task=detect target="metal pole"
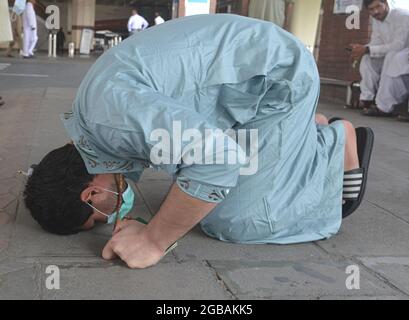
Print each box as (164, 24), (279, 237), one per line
(52, 33), (57, 58)
(48, 33), (53, 57)
(68, 42), (75, 58)
(346, 85), (352, 107)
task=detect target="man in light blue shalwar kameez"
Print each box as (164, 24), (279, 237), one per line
(24, 15), (372, 269)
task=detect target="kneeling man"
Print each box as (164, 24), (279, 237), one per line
(24, 15), (374, 269)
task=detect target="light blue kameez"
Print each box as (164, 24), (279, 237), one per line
(62, 14), (345, 244)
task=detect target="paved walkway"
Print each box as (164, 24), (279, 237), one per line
(0, 54), (408, 299)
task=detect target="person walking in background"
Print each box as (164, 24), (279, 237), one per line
(6, 8), (23, 58)
(57, 27), (66, 56)
(127, 7), (149, 35)
(0, 0), (13, 48)
(248, 0), (295, 31)
(0, 0), (12, 108)
(154, 12), (165, 25)
(22, 0), (38, 58)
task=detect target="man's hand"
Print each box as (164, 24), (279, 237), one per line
(349, 44), (369, 59)
(102, 220), (164, 269)
(102, 183), (218, 269)
(112, 218), (144, 235)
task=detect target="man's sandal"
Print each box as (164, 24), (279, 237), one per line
(362, 107), (395, 117)
(342, 127), (374, 218)
(328, 117), (344, 124)
(323, 119), (374, 218)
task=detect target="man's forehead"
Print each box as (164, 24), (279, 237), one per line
(368, 1), (385, 9)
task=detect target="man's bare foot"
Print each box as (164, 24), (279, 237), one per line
(315, 113), (329, 125)
(342, 120), (360, 172)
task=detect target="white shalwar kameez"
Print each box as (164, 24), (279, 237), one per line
(22, 2), (38, 57)
(360, 8), (409, 112)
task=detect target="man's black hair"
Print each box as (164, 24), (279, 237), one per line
(363, 0), (387, 8)
(24, 144), (94, 235)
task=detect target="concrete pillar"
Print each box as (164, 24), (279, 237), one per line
(67, 0), (72, 34)
(209, 0), (217, 13)
(178, 0), (185, 17)
(71, 0), (95, 49)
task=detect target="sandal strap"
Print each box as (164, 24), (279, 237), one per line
(343, 168), (363, 200)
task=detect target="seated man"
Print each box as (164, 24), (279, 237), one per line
(24, 14), (374, 269)
(350, 0), (409, 116)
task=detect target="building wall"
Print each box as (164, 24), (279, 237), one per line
(95, 5), (132, 20)
(317, 0), (371, 82)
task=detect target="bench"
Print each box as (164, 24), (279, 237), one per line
(320, 78), (360, 108)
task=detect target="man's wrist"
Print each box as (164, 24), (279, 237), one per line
(143, 225), (173, 253)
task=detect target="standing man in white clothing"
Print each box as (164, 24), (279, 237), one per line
(248, 0), (295, 31)
(22, 0), (38, 58)
(0, 0), (13, 45)
(127, 8), (149, 35)
(154, 12), (165, 26)
(350, 0), (409, 116)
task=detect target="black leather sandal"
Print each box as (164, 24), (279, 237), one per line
(342, 127), (375, 219)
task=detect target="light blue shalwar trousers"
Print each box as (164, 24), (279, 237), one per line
(62, 14), (345, 244)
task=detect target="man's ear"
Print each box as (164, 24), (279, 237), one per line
(80, 186), (98, 203)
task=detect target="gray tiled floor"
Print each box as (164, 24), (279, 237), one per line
(0, 54), (408, 299)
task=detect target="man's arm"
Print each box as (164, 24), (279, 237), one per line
(97, 86), (244, 268)
(28, 3), (36, 29)
(349, 44), (370, 59)
(103, 183), (217, 268)
(369, 14), (409, 58)
(145, 183), (217, 251)
(350, 18), (380, 59)
(142, 17), (149, 30)
(367, 19), (383, 47)
(127, 17), (132, 32)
